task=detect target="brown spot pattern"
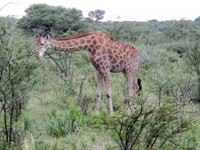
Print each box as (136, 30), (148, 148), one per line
(37, 31), (139, 115)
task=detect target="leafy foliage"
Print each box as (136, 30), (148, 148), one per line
(184, 29), (200, 102)
(88, 9), (105, 22)
(45, 108), (88, 137)
(17, 4), (89, 36)
(0, 17), (38, 148)
(104, 100), (192, 150)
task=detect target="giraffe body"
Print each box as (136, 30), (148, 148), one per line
(36, 31), (141, 115)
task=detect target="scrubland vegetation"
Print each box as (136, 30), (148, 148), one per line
(1, 4), (200, 150)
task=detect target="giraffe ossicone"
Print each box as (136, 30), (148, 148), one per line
(36, 31), (141, 115)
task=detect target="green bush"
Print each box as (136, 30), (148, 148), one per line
(102, 99), (193, 150)
(0, 16), (38, 149)
(45, 108), (88, 137)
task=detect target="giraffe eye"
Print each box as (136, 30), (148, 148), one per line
(41, 43), (44, 46)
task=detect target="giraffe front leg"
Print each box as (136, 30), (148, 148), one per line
(96, 71), (103, 113)
(103, 71), (113, 115)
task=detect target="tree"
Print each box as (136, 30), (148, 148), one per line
(17, 4), (89, 36)
(194, 16), (200, 22)
(88, 9), (105, 22)
(0, 17), (38, 148)
(159, 20), (200, 102)
(185, 30), (200, 102)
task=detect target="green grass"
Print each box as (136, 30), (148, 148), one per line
(24, 88), (115, 149)
(24, 86), (200, 149)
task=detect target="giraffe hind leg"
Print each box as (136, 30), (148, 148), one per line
(96, 71), (103, 113)
(102, 71), (113, 115)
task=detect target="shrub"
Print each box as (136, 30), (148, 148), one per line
(103, 99), (192, 150)
(45, 108), (88, 137)
(0, 16), (38, 148)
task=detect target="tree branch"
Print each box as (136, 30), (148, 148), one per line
(0, 2), (14, 12)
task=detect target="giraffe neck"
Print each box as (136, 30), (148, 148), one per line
(48, 33), (97, 54)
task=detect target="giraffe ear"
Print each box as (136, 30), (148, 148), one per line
(45, 35), (50, 40)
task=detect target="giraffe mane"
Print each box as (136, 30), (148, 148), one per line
(49, 31), (135, 50)
(109, 36), (136, 49)
(51, 31), (101, 41)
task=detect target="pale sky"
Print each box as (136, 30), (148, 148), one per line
(0, 0), (200, 21)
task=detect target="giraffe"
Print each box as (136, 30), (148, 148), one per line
(36, 31), (141, 115)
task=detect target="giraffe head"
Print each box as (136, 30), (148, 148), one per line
(36, 35), (51, 59)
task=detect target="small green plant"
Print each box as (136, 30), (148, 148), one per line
(45, 108), (88, 137)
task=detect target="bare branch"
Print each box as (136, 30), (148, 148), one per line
(0, 2), (14, 12)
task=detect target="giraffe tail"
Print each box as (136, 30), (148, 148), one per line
(136, 78), (142, 93)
